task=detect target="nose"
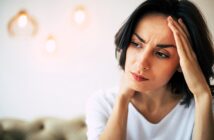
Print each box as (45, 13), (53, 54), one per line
(136, 46), (151, 73)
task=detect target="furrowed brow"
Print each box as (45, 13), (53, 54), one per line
(133, 33), (176, 48)
(133, 33), (145, 43)
(156, 44), (176, 48)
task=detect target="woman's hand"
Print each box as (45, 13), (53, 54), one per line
(167, 16), (211, 97)
(167, 15), (214, 140)
(119, 72), (136, 101)
(99, 72), (136, 140)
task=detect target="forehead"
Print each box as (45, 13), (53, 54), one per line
(134, 14), (175, 44)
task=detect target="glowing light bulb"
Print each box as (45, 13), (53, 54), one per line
(8, 10), (38, 37)
(17, 14), (28, 28)
(45, 35), (57, 53)
(72, 5), (89, 26)
(74, 8), (86, 24)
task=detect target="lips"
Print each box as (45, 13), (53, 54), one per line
(131, 72), (149, 82)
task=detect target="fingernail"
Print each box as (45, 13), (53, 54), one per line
(168, 16), (171, 20)
(178, 18), (183, 23)
(168, 16), (173, 23)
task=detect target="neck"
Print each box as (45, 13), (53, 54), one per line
(131, 86), (183, 112)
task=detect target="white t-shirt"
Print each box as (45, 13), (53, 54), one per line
(86, 87), (214, 140)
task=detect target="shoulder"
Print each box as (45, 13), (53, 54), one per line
(86, 87), (119, 107)
(85, 87), (119, 116)
(88, 87), (119, 103)
(85, 87), (119, 139)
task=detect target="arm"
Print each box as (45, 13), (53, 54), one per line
(168, 16), (214, 140)
(99, 75), (135, 140)
(99, 93), (130, 140)
(193, 92), (214, 140)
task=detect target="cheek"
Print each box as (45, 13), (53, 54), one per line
(162, 52), (180, 73)
(163, 66), (177, 77)
(124, 48), (134, 71)
(155, 60), (179, 80)
(124, 57), (132, 72)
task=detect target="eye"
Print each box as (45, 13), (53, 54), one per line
(130, 41), (141, 48)
(154, 51), (170, 59)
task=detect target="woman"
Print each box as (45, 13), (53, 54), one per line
(86, 0), (214, 140)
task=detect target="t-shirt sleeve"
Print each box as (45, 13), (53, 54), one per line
(85, 90), (113, 140)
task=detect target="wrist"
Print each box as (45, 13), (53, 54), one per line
(194, 91), (212, 105)
(192, 84), (211, 97)
(117, 93), (132, 106)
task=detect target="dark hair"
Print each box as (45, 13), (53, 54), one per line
(115, 0), (214, 107)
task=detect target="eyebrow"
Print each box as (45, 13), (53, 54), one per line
(133, 33), (176, 48)
(157, 44), (176, 48)
(134, 33), (145, 43)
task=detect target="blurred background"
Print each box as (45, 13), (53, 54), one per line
(0, 0), (213, 120)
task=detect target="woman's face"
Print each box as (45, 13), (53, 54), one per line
(125, 14), (180, 93)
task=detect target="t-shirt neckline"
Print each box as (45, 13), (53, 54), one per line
(129, 100), (181, 126)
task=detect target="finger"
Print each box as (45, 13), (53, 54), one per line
(167, 17), (192, 52)
(167, 16), (188, 40)
(176, 18), (197, 59)
(168, 20), (187, 58)
(168, 17), (192, 48)
(167, 17), (193, 50)
(178, 18), (191, 39)
(178, 30), (197, 61)
(168, 17), (196, 59)
(168, 20), (197, 62)
(177, 18), (195, 54)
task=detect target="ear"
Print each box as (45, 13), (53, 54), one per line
(177, 66), (182, 73)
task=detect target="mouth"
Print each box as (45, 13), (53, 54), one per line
(131, 72), (149, 82)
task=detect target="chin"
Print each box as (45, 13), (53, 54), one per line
(130, 83), (151, 93)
